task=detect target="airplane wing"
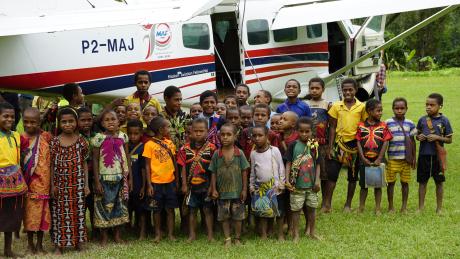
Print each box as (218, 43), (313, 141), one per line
(272, 0), (460, 30)
(0, 0), (227, 37)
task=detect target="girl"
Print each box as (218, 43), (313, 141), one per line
(92, 110), (131, 245)
(249, 125), (285, 240)
(142, 105), (158, 128)
(356, 99), (392, 214)
(216, 103), (227, 117)
(50, 107), (89, 254)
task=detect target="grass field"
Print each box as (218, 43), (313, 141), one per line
(4, 73), (460, 258)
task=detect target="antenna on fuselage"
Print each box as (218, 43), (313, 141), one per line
(85, 0), (95, 8)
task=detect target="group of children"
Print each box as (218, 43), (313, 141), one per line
(0, 70), (453, 257)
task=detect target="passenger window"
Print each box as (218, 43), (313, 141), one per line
(182, 23), (210, 50)
(247, 19), (269, 45)
(274, 27), (297, 42)
(307, 24), (322, 38)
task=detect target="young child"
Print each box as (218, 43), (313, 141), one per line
(0, 103), (27, 258)
(127, 119), (147, 239)
(143, 116), (179, 242)
(239, 105), (253, 129)
(279, 111), (299, 155)
(276, 79), (312, 118)
(142, 105), (158, 127)
(416, 93), (452, 214)
(127, 102), (142, 121)
(200, 90), (225, 147)
(178, 118), (217, 242)
(226, 108), (241, 130)
(305, 78), (331, 211)
(356, 99), (392, 214)
(114, 104), (127, 133)
(50, 107), (89, 254)
(249, 125), (285, 240)
(386, 98), (417, 213)
(270, 113), (282, 133)
(210, 123), (249, 247)
(224, 95), (238, 109)
(190, 103), (203, 119)
(92, 109), (131, 245)
(21, 108), (52, 254)
(62, 83), (85, 109)
(235, 84), (250, 107)
(216, 103), (227, 117)
(285, 117), (320, 242)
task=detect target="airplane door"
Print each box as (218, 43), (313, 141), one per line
(352, 16), (386, 75)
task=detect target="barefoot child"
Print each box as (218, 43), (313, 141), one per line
(142, 105), (158, 127)
(143, 116), (179, 242)
(216, 103), (227, 117)
(385, 98), (417, 213)
(210, 123), (249, 247)
(235, 84), (250, 107)
(21, 108), (52, 254)
(0, 103), (27, 258)
(416, 93), (452, 214)
(270, 113), (282, 133)
(92, 110), (131, 245)
(356, 99), (392, 214)
(276, 79), (312, 118)
(224, 95), (238, 109)
(178, 118), (217, 242)
(127, 119), (147, 239)
(285, 117), (320, 242)
(114, 104), (127, 133)
(279, 111), (299, 154)
(50, 107), (89, 254)
(249, 125), (285, 240)
(190, 103), (203, 120)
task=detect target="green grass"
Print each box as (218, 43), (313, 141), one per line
(5, 74), (460, 258)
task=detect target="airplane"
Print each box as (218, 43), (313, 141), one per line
(0, 0), (459, 106)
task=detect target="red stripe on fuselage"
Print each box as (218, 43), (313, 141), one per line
(245, 62), (327, 75)
(245, 42), (328, 58)
(0, 55), (214, 90)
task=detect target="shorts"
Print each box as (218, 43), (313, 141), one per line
(386, 159), (411, 183)
(146, 182), (178, 212)
(327, 158), (359, 182)
(187, 192), (213, 209)
(318, 145), (328, 180)
(217, 199), (245, 221)
(417, 155), (445, 183)
(276, 192), (288, 217)
(290, 189), (318, 211)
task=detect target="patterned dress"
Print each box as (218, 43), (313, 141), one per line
(50, 136), (88, 248)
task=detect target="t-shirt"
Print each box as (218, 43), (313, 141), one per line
(142, 138), (176, 184)
(307, 99), (330, 145)
(209, 147), (250, 200)
(0, 131), (20, 168)
(249, 146), (285, 193)
(91, 132), (129, 181)
(129, 142), (145, 195)
(416, 115), (453, 155)
(177, 142), (216, 192)
(239, 127), (281, 160)
(276, 98), (312, 118)
(356, 120), (392, 160)
(386, 118), (417, 160)
(124, 92), (163, 113)
(328, 98), (367, 143)
(285, 140), (319, 189)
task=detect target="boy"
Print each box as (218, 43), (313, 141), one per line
(270, 113), (282, 133)
(306, 77), (331, 211)
(21, 108), (52, 254)
(143, 116), (179, 242)
(199, 90), (225, 147)
(124, 70), (162, 113)
(178, 118), (217, 242)
(142, 105), (158, 126)
(324, 78), (367, 213)
(190, 103), (203, 119)
(216, 103), (227, 117)
(127, 119), (147, 239)
(285, 117), (320, 242)
(279, 111), (299, 155)
(235, 84), (250, 107)
(239, 105), (253, 129)
(161, 85), (190, 150)
(386, 98), (417, 213)
(210, 123), (249, 247)
(114, 104), (127, 131)
(416, 93), (452, 214)
(62, 82), (85, 109)
(226, 108), (241, 130)
(276, 79), (312, 118)
(224, 95), (238, 109)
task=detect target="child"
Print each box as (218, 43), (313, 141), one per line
(216, 103), (227, 117)
(226, 108), (241, 130)
(239, 105), (253, 129)
(224, 95), (238, 109)
(127, 102), (142, 121)
(385, 98), (417, 213)
(50, 107), (89, 254)
(143, 116), (179, 242)
(142, 105), (158, 127)
(210, 123), (249, 247)
(305, 78), (331, 211)
(235, 84), (250, 107)
(0, 102), (27, 258)
(249, 125), (285, 240)
(190, 103), (203, 119)
(356, 99), (392, 214)
(285, 117), (320, 242)
(92, 109), (131, 245)
(127, 119), (147, 239)
(62, 83), (85, 109)
(279, 111), (299, 155)
(270, 113), (282, 133)
(178, 118), (217, 242)
(276, 79), (312, 118)
(199, 90), (225, 147)
(416, 93), (452, 214)
(21, 108), (52, 254)
(115, 104), (127, 133)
